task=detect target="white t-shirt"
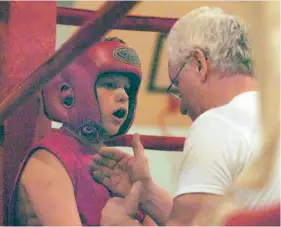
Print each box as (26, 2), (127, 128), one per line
(175, 91), (280, 208)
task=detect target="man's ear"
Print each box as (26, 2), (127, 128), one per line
(192, 49), (208, 83)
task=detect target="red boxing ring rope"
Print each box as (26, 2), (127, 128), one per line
(105, 134), (185, 152)
(57, 6), (177, 33)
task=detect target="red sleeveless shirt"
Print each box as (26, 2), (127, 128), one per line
(8, 128), (144, 225)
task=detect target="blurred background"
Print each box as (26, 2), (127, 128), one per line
(55, 1), (280, 194)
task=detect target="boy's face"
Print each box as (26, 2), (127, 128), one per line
(96, 73), (131, 136)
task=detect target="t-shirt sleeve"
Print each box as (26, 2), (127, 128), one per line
(174, 113), (247, 197)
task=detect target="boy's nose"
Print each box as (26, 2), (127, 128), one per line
(115, 88), (129, 103)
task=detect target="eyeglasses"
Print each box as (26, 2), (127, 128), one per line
(166, 56), (191, 100)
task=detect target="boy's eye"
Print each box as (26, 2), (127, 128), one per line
(104, 82), (116, 89)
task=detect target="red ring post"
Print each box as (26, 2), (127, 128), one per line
(0, 1), (140, 124)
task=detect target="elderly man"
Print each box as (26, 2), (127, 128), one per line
(90, 7), (280, 226)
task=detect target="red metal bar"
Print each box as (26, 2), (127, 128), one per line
(57, 6), (177, 33)
(105, 134), (185, 152)
(0, 1), (140, 124)
(51, 129), (184, 151)
(52, 128), (184, 151)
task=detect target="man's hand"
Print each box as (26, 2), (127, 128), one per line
(100, 181), (144, 226)
(90, 134), (152, 197)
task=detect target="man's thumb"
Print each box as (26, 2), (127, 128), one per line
(125, 181), (144, 211)
(132, 133), (144, 159)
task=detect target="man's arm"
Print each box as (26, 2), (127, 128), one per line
(139, 180), (173, 226)
(167, 193), (222, 226)
(21, 149), (82, 226)
(139, 180), (222, 226)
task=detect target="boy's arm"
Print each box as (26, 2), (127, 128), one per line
(21, 149), (83, 226)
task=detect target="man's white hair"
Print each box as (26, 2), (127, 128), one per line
(167, 7), (252, 74)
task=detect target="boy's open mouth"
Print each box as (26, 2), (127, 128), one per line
(112, 108), (127, 119)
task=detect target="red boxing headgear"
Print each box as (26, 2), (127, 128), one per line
(42, 38), (142, 137)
